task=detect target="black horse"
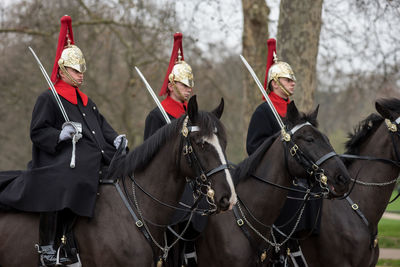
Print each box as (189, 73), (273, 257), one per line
(0, 96), (237, 267)
(196, 102), (350, 267)
(298, 98), (400, 267)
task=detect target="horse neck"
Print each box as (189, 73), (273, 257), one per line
(348, 122), (400, 226)
(237, 139), (291, 225)
(131, 137), (187, 227)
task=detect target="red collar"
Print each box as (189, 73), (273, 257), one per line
(269, 91), (290, 117)
(51, 80), (88, 106)
(161, 96), (187, 118)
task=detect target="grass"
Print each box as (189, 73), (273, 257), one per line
(378, 218), (400, 248)
(378, 190), (400, 249)
(386, 190), (400, 213)
(377, 259), (400, 266)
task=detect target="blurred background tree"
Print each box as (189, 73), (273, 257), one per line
(0, 0), (399, 170)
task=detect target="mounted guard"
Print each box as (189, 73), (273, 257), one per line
(143, 32), (208, 267)
(0, 15), (127, 266)
(245, 38), (324, 266)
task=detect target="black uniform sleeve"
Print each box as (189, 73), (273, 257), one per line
(92, 103), (118, 146)
(246, 103), (280, 155)
(30, 92), (62, 155)
(144, 108), (167, 141)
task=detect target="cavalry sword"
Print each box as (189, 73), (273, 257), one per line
(239, 54), (285, 130)
(29, 46), (82, 168)
(29, 46), (69, 122)
(134, 66), (171, 124)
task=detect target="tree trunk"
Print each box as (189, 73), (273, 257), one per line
(241, 0), (270, 150)
(277, 0), (323, 112)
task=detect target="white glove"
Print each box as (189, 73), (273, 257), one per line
(59, 124), (77, 142)
(113, 134), (128, 149)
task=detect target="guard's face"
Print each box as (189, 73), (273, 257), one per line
(272, 77), (296, 98)
(60, 67), (84, 87)
(169, 81), (193, 102)
(279, 77), (295, 95)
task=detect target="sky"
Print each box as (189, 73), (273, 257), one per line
(2, 0), (399, 76)
(170, 0), (399, 77)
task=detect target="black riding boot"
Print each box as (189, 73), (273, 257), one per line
(37, 211), (75, 266)
(58, 209), (79, 264)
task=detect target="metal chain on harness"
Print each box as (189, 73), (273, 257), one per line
(350, 177), (399, 186)
(132, 181), (194, 260)
(236, 189), (309, 253)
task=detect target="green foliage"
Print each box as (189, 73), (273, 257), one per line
(386, 191), (400, 213)
(378, 218), (400, 248)
(377, 259), (400, 266)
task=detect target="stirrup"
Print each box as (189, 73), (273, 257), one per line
(184, 250), (197, 266)
(36, 244), (69, 266)
(288, 246), (308, 267)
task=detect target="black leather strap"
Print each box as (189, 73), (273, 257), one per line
(206, 164), (230, 177)
(232, 205), (265, 256)
(113, 181), (151, 241)
(315, 151), (337, 166)
(340, 154), (400, 167)
(345, 196), (369, 227)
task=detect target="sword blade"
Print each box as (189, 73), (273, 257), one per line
(134, 66), (171, 124)
(28, 46), (69, 122)
(239, 54), (285, 129)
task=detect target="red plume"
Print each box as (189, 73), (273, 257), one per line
(263, 38), (276, 89)
(50, 15), (75, 84)
(159, 32), (184, 96)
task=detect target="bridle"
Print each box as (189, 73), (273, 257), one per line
(179, 115), (231, 215)
(281, 121), (338, 195)
(233, 121), (343, 260)
(103, 115), (232, 264)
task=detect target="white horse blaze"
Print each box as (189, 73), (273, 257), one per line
(204, 134), (237, 209)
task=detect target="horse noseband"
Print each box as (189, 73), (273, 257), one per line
(180, 116), (230, 214)
(282, 122), (337, 193)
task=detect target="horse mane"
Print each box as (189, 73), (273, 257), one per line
(123, 117), (182, 175)
(233, 132), (279, 185)
(234, 108), (317, 183)
(344, 113), (383, 157)
(376, 97), (400, 116)
(123, 111), (226, 175)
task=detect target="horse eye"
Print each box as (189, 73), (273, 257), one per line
(305, 136), (314, 142)
(195, 140), (205, 148)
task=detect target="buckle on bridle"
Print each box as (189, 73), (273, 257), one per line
(290, 144), (299, 156)
(183, 145), (193, 155)
(385, 119), (398, 132)
(135, 220), (144, 227)
(312, 163), (319, 171)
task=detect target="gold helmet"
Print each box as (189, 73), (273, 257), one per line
(51, 15), (86, 86)
(160, 33), (194, 96)
(264, 38), (296, 95)
(58, 45), (86, 74)
(168, 57), (194, 88)
(267, 59), (296, 87)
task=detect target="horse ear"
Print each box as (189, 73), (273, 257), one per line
(187, 95), (198, 122)
(375, 100), (391, 119)
(309, 104), (320, 124)
(286, 101), (300, 123)
(212, 98), (224, 119)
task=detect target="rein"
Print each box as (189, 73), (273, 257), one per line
(232, 121), (342, 261)
(108, 116), (231, 263)
(281, 122), (333, 194)
(335, 116), (400, 249)
(339, 116), (400, 197)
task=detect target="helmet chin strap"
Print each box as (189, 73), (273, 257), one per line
(59, 65), (81, 87)
(171, 80), (189, 102)
(273, 77), (292, 97)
